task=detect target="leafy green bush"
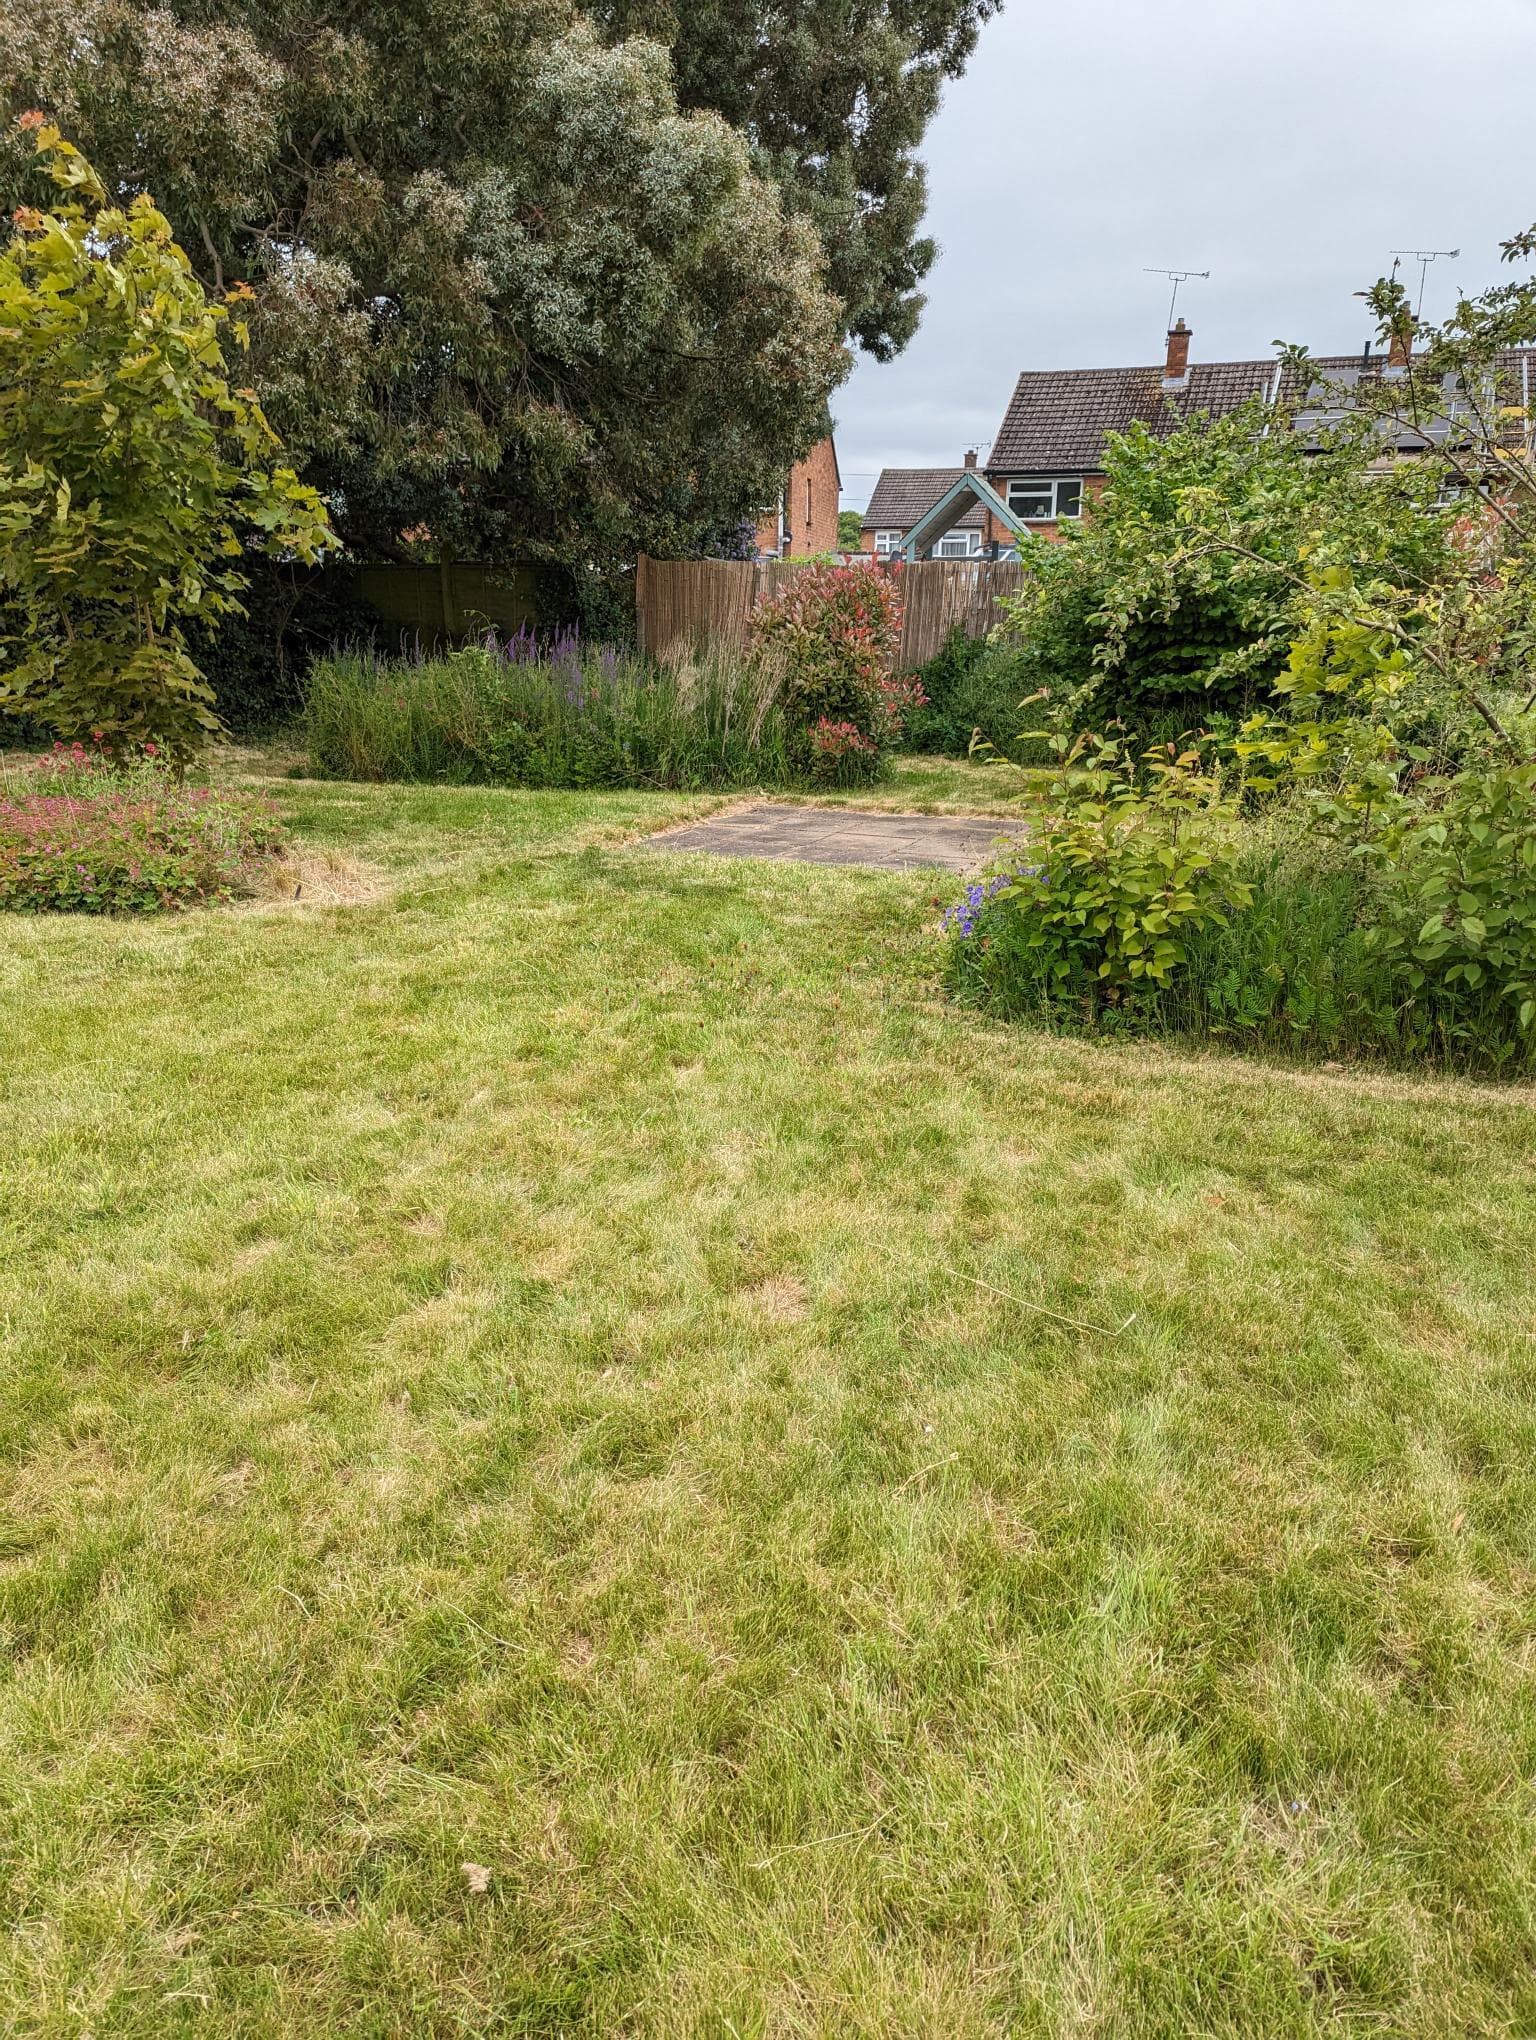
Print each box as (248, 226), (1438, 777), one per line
(303, 640), (792, 790)
(950, 793), (1536, 1071)
(947, 732), (1251, 1022)
(0, 740), (285, 913)
(1371, 761), (1536, 1054)
(999, 404), (1458, 735)
(0, 119), (333, 762)
(901, 627), (1040, 761)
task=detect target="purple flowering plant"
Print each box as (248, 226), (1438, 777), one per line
(943, 867), (1044, 939)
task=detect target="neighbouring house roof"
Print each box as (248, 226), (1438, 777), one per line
(988, 350), (1536, 474)
(862, 467), (987, 531)
(901, 472), (1023, 561)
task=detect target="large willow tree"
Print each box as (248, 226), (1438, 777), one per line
(1, 3), (867, 563)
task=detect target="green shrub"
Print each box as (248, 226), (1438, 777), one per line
(0, 120), (333, 762)
(997, 404), (1458, 736)
(947, 733), (1251, 1023)
(0, 740), (285, 913)
(902, 628), (1040, 761)
(1371, 761), (1536, 1058)
(303, 641), (792, 790)
(949, 798), (1536, 1072)
(184, 566), (389, 738)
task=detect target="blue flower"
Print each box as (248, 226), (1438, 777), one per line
(942, 866), (1044, 938)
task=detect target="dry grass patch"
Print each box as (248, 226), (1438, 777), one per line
(247, 845), (391, 908)
(746, 1272), (810, 1322)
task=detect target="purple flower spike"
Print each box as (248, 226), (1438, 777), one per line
(942, 866), (1043, 939)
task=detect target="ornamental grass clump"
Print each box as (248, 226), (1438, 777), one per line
(302, 639), (792, 790)
(0, 740), (284, 913)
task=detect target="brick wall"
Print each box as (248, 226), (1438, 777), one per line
(784, 437), (841, 556)
(756, 437), (842, 558)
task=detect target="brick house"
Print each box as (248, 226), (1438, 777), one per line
(862, 319), (1536, 558)
(858, 453), (992, 559)
(755, 435), (842, 558)
(979, 321), (1293, 545)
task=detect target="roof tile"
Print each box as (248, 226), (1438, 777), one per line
(862, 467), (986, 531)
(986, 349), (1536, 472)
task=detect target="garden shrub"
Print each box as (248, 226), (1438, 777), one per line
(903, 627), (1040, 762)
(948, 779), (1536, 1071)
(999, 404), (1459, 737)
(749, 562), (917, 780)
(1369, 760), (1536, 1059)
(946, 732), (1251, 1024)
(0, 740), (285, 913)
(0, 119), (333, 761)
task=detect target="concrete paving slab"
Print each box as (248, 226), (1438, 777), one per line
(641, 803), (1024, 873)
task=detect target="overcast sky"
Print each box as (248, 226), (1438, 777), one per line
(836, 0), (1536, 511)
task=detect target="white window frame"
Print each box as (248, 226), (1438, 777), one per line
(1006, 477), (1084, 521)
(873, 529), (903, 556)
(934, 529), (983, 559)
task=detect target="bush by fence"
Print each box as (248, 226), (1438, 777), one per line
(902, 627), (1043, 762)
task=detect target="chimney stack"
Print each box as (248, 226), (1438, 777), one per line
(1164, 318), (1192, 385)
(1388, 322), (1413, 369)
(964, 447), (978, 468)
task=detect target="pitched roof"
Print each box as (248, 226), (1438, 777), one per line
(988, 350), (1536, 474)
(862, 467), (986, 531)
(902, 471), (1022, 559)
(988, 361), (1281, 472)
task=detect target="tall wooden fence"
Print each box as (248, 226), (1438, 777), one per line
(635, 556), (1025, 671)
(343, 562), (542, 644)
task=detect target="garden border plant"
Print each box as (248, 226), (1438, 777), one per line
(946, 239), (1536, 1073)
(0, 738), (286, 914)
(302, 637), (796, 792)
(748, 560), (922, 782)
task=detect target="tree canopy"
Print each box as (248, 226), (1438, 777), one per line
(1, 2), (867, 563)
(591, 0), (1001, 359)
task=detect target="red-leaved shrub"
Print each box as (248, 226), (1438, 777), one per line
(750, 563), (922, 780)
(0, 741), (285, 913)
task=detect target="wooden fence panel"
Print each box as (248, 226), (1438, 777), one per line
(636, 556), (1025, 671)
(344, 563), (541, 645)
(897, 559), (1025, 668)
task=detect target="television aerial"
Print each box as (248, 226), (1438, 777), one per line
(1390, 248), (1460, 319)
(1144, 267), (1210, 330)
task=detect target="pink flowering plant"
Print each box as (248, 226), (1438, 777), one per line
(0, 739), (285, 913)
(750, 563), (921, 781)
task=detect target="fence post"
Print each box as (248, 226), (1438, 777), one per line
(438, 553), (457, 640)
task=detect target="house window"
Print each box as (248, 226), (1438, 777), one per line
(1007, 478), (1084, 521)
(874, 530), (902, 556)
(934, 530), (983, 558)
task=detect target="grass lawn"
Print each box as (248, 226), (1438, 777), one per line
(3, 754), (1536, 2034)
